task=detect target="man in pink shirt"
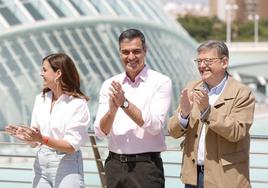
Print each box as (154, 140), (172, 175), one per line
(94, 29), (172, 188)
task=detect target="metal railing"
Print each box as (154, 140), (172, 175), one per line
(0, 130), (268, 187)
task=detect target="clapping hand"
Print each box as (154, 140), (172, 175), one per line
(5, 125), (27, 141)
(179, 88), (194, 118)
(109, 81), (125, 109)
(5, 125), (43, 144)
(192, 88), (209, 113)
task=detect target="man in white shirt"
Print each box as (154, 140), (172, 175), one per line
(94, 28), (172, 188)
(168, 40), (255, 188)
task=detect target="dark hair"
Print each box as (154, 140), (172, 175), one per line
(118, 28), (146, 50)
(197, 40), (229, 58)
(42, 53), (89, 101)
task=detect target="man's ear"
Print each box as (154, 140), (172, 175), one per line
(221, 57), (229, 69)
(143, 46), (147, 54)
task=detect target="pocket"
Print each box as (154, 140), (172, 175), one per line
(152, 157), (164, 176)
(105, 154), (112, 165)
(220, 150), (248, 166)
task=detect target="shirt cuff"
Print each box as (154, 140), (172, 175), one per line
(94, 124), (108, 140)
(178, 112), (189, 129)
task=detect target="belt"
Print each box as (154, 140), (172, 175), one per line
(109, 151), (161, 163)
(197, 165), (204, 173)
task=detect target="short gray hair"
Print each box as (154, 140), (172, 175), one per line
(197, 40), (229, 58)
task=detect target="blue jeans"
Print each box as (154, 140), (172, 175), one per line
(32, 147), (85, 188)
(185, 165), (204, 188)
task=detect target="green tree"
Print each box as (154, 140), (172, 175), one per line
(177, 15), (268, 42)
(177, 15), (225, 42)
(259, 20), (268, 41)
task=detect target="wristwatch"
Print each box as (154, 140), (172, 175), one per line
(120, 98), (129, 109)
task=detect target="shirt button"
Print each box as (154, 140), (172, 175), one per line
(192, 159), (195, 163)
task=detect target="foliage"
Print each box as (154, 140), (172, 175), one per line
(177, 15), (268, 42)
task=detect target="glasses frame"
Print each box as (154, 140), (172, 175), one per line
(194, 57), (224, 66)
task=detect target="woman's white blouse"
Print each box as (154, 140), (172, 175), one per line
(31, 91), (90, 151)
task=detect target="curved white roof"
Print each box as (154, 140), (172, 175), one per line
(0, 0), (199, 132)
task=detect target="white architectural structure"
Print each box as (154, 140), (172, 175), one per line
(0, 0), (199, 134)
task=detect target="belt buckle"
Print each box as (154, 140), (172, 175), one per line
(119, 155), (128, 162)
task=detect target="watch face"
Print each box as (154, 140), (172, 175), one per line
(122, 99), (129, 108)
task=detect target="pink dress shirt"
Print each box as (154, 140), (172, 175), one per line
(94, 66), (172, 154)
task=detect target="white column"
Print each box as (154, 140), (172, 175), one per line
(225, 4), (238, 43)
(254, 14), (259, 43)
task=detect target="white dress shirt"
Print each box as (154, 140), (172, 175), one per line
(94, 66), (172, 154)
(31, 91), (90, 151)
(179, 75), (228, 165)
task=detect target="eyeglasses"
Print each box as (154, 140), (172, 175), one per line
(194, 57), (224, 66)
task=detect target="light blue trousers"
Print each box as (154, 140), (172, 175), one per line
(32, 147), (85, 188)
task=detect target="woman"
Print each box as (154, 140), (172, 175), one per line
(5, 53), (90, 188)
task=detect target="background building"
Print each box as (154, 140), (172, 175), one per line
(164, 0), (209, 18)
(209, 0), (268, 22)
(0, 0), (199, 140)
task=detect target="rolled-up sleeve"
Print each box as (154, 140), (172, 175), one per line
(142, 79), (172, 135)
(94, 82), (110, 139)
(30, 95), (39, 128)
(64, 102), (90, 151)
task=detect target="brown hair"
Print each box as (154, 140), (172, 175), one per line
(42, 53), (89, 101)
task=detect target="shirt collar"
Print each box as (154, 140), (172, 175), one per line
(123, 65), (149, 84)
(204, 73), (228, 95)
(45, 91), (69, 102)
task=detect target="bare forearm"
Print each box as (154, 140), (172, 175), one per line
(100, 110), (117, 135)
(123, 102), (144, 127)
(41, 136), (75, 154)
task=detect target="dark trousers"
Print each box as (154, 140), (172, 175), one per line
(185, 165), (204, 188)
(105, 151), (165, 188)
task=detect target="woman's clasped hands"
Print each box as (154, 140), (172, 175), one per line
(5, 125), (43, 145)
